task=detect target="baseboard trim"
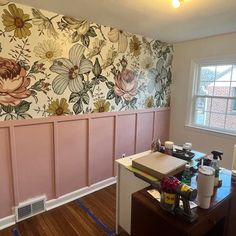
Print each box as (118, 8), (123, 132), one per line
(0, 177), (116, 230)
(46, 177), (117, 210)
(0, 215), (15, 230)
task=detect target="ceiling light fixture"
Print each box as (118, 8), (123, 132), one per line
(172, 0), (184, 8)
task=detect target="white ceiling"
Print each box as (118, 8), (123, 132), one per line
(13, 0), (236, 43)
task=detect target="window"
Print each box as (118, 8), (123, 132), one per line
(233, 88), (236, 111)
(189, 59), (236, 135)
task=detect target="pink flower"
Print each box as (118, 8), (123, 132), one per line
(0, 57), (31, 105)
(114, 69), (138, 101)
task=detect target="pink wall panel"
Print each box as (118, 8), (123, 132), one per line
(57, 120), (88, 196)
(89, 117), (114, 184)
(0, 108), (170, 221)
(136, 112), (154, 153)
(0, 128), (14, 218)
(116, 114), (136, 158)
(154, 110), (170, 143)
(14, 124), (54, 203)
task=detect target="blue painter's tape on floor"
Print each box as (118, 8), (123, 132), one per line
(76, 199), (116, 236)
(12, 228), (20, 236)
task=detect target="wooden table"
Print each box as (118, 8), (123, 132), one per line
(131, 169), (236, 236)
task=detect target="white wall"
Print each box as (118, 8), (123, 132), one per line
(170, 33), (236, 169)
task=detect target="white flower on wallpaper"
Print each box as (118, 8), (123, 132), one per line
(34, 40), (63, 62)
(50, 43), (93, 95)
(0, 2), (173, 121)
(107, 28), (131, 53)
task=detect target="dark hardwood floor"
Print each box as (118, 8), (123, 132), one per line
(0, 184), (128, 236)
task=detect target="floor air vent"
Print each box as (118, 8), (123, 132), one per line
(15, 196), (46, 222)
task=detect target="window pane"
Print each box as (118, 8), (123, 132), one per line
(216, 65), (232, 81)
(200, 66), (216, 82)
(232, 65), (236, 81)
(213, 82), (230, 96)
(209, 113), (225, 129)
(198, 82), (213, 95)
(195, 97), (211, 112)
(191, 62), (236, 134)
(230, 83), (236, 97)
(225, 114), (236, 131)
(211, 98), (227, 113)
(194, 110), (210, 126)
(227, 99), (236, 113)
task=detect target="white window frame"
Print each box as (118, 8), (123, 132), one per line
(187, 55), (236, 136)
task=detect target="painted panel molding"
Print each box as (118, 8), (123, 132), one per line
(0, 107), (169, 223)
(0, 2), (172, 121)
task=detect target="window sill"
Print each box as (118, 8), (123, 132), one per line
(185, 124), (236, 138)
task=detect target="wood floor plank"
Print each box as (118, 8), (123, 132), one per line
(0, 184), (128, 236)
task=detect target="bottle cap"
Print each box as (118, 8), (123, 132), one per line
(183, 142), (192, 150)
(165, 141), (174, 149)
(198, 166), (215, 176)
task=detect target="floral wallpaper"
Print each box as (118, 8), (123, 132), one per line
(0, 1), (173, 121)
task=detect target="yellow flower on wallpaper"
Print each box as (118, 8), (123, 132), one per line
(129, 35), (141, 57)
(2, 3), (32, 39)
(47, 98), (70, 116)
(93, 99), (110, 113)
(145, 96), (154, 108)
(141, 56), (153, 70)
(34, 40), (63, 62)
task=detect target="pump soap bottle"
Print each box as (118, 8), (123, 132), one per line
(211, 150), (223, 187)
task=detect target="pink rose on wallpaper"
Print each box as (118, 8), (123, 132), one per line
(0, 57), (31, 105)
(114, 69), (138, 101)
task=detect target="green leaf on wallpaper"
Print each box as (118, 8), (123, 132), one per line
(2, 105), (13, 113)
(69, 92), (80, 103)
(82, 93), (89, 105)
(4, 114), (16, 121)
(99, 75), (107, 82)
(115, 95), (121, 105)
(73, 99), (83, 114)
(14, 101), (31, 114)
(71, 31), (81, 43)
(87, 27), (97, 37)
(81, 35), (90, 47)
(130, 97), (137, 107)
(156, 58), (164, 73)
(105, 81), (114, 89)
(17, 114), (32, 119)
(107, 90), (115, 100)
(163, 53), (167, 60)
(167, 69), (172, 83)
(30, 90), (38, 103)
(93, 58), (102, 77)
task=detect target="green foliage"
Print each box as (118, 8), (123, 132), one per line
(0, 101), (32, 120)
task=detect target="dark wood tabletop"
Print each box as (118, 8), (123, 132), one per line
(131, 169), (236, 236)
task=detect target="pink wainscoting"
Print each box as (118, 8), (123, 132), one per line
(14, 124), (55, 202)
(116, 114), (136, 158)
(89, 117), (114, 185)
(0, 128), (14, 218)
(0, 107), (169, 219)
(57, 120), (88, 196)
(154, 109), (170, 143)
(136, 112), (154, 153)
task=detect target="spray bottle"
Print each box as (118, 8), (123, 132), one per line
(211, 150), (223, 187)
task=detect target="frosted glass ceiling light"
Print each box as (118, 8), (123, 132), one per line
(172, 0), (182, 8)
